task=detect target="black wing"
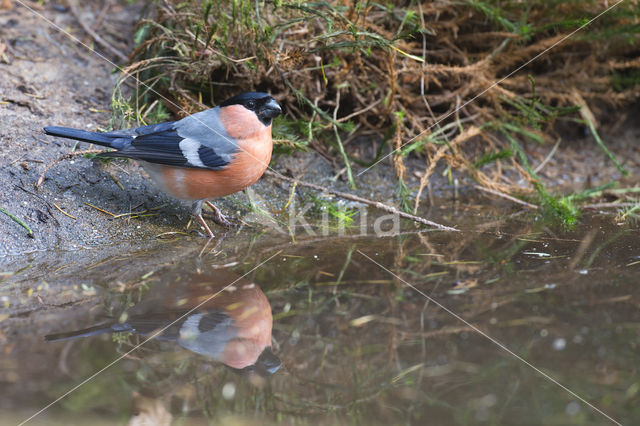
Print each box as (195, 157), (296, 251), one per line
(127, 310), (231, 341)
(98, 128), (230, 170)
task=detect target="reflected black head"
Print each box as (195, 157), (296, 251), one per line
(226, 347), (282, 376)
(220, 92), (282, 126)
(255, 346), (282, 374)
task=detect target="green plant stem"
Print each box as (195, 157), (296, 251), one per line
(584, 118), (629, 176)
(0, 206), (33, 237)
(332, 87), (355, 189)
(333, 120), (356, 189)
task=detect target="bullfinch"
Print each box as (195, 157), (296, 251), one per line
(43, 92), (282, 237)
(45, 269), (281, 375)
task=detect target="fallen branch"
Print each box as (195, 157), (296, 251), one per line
(36, 149), (104, 188)
(473, 184), (539, 209)
(265, 170), (458, 232)
(583, 202), (638, 210)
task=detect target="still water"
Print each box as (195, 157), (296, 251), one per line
(1, 210), (639, 425)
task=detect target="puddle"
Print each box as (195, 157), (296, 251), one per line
(1, 211), (639, 425)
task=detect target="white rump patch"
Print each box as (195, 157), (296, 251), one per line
(179, 138), (206, 167)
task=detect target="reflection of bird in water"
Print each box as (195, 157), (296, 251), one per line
(45, 269), (281, 375)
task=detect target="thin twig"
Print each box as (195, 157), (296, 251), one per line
(533, 138), (561, 174)
(336, 98), (382, 123)
(53, 203), (77, 220)
(265, 170), (458, 231)
(67, 0), (127, 61)
(583, 202), (639, 210)
(84, 202), (115, 217)
(14, 184), (60, 225)
(109, 172), (125, 190)
(474, 184), (539, 209)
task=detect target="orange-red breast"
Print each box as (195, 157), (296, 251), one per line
(45, 269), (280, 375)
(44, 92), (282, 237)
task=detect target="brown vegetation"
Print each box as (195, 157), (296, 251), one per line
(121, 0), (639, 219)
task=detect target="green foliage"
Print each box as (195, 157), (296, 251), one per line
(618, 202), (640, 224)
(498, 125), (578, 226)
(486, 74), (632, 226)
(82, 152), (118, 164)
(467, 0), (519, 34)
(109, 0), (640, 223)
(500, 76), (580, 132)
(308, 194), (358, 226)
(469, 0), (640, 43)
(536, 182), (579, 227)
(474, 148), (513, 168)
(272, 117), (312, 154)
(144, 101), (171, 124)
(563, 182), (618, 203)
(611, 69), (640, 92)
(110, 80), (137, 129)
(397, 178), (412, 213)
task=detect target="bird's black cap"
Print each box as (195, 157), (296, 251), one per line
(255, 346), (282, 374)
(220, 92), (272, 107)
(220, 92), (282, 126)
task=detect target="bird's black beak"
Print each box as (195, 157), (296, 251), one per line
(259, 98), (282, 121)
(256, 346), (282, 374)
(225, 346), (281, 376)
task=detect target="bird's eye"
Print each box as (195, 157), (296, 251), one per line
(246, 100), (256, 109)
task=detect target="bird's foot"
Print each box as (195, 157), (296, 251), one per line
(204, 201), (236, 228)
(190, 200), (215, 238)
(196, 214), (215, 238)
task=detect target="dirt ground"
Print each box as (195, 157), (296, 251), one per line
(0, 2), (160, 256)
(1, 2), (639, 259)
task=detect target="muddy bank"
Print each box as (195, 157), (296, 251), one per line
(0, 3), (441, 258)
(0, 3), (145, 255)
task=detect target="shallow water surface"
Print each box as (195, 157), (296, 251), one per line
(1, 212), (639, 425)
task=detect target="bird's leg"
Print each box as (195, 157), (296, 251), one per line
(204, 201), (234, 228)
(191, 200), (214, 238)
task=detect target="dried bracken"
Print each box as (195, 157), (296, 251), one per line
(121, 0), (640, 220)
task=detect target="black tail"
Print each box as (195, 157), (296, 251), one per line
(45, 322), (132, 342)
(44, 126), (129, 149)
